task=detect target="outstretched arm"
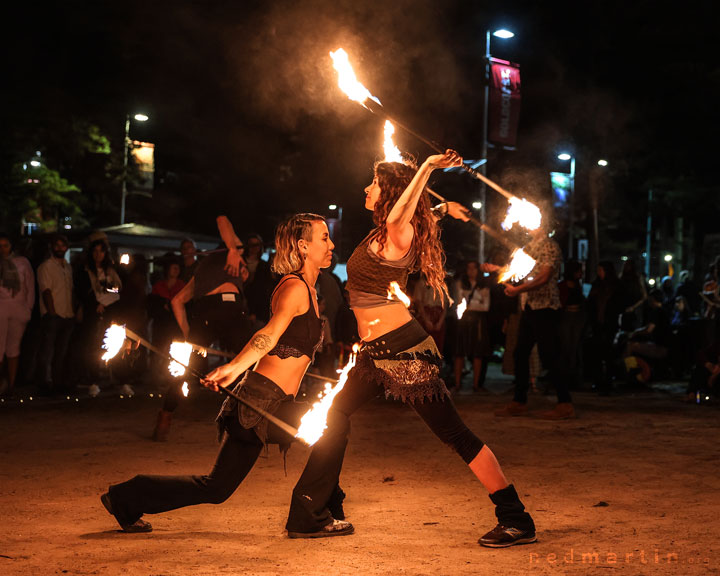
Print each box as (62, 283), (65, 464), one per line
(203, 279), (306, 389)
(386, 150), (463, 254)
(171, 278), (195, 339)
(216, 215), (246, 277)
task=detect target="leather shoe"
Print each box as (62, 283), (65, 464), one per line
(535, 402), (575, 420)
(494, 401), (528, 417)
(287, 518), (354, 539)
(101, 492), (153, 533)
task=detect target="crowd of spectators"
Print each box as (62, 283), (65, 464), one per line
(1, 224), (718, 407)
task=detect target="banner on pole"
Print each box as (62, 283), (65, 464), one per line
(488, 58), (521, 147)
(550, 171), (572, 208)
(130, 140), (155, 191)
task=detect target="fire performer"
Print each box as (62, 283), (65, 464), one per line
(493, 217), (575, 419)
(151, 216), (253, 441)
(284, 151), (537, 547)
(101, 214), (352, 537)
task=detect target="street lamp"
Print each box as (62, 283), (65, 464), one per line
(557, 153), (576, 256)
(120, 113), (149, 225)
(480, 28), (515, 263)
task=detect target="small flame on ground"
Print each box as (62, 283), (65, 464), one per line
(498, 249), (536, 283)
(501, 197), (542, 231)
(330, 48), (381, 108)
(120, 253), (130, 265)
(181, 382), (189, 397)
(102, 324), (127, 362)
(296, 353), (357, 446)
(387, 281), (411, 307)
(456, 298), (468, 319)
(169, 341), (193, 377)
(383, 121), (403, 163)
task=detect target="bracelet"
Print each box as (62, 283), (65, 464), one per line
(431, 202), (448, 219)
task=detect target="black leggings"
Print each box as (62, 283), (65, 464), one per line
(285, 360), (485, 532)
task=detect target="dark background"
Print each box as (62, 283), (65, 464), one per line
(3, 0), (718, 270)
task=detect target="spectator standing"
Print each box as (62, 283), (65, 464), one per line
(557, 260), (586, 388)
(76, 239), (122, 396)
(620, 259), (647, 331)
(179, 238), (198, 283)
(674, 270), (701, 317)
(243, 234), (274, 327)
(36, 235), (75, 395)
(0, 233), (34, 396)
(149, 254), (185, 356)
(453, 260), (491, 392)
(413, 274), (448, 353)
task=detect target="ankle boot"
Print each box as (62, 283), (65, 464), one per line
(489, 484), (535, 532)
(152, 410), (173, 441)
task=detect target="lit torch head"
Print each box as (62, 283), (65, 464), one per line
(295, 350), (358, 446)
(387, 281), (411, 307)
(101, 324), (127, 362)
(169, 341), (193, 377)
(383, 120), (403, 163)
(181, 382), (190, 397)
(456, 298), (468, 320)
(501, 197), (542, 232)
(330, 48), (381, 109)
(498, 248), (536, 283)
(119, 253), (130, 265)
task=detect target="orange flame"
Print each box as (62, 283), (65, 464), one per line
(101, 324), (127, 362)
(498, 248), (536, 283)
(501, 197), (542, 231)
(383, 120), (403, 163)
(330, 48), (381, 108)
(181, 382), (190, 397)
(387, 281), (411, 307)
(169, 341), (193, 377)
(295, 352), (358, 446)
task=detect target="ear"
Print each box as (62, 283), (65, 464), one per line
(297, 238), (309, 255)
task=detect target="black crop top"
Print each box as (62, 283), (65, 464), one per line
(266, 273), (324, 360)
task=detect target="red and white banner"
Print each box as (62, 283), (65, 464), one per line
(488, 58), (521, 147)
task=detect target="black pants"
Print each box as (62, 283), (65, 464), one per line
(107, 400), (298, 526)
(36, 315), (74, 391)
(513, 307), (572, 404)
(285, 358), (485, 533)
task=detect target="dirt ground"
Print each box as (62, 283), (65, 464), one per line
(1, 371), (719, 576)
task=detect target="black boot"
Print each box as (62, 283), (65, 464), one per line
(479, 484), (536, 548)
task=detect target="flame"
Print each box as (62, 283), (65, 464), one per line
(501, 197), (542, 231)
(181, 382), (189, 397)
(295, 352), (357, 446)
(387, 281), (411, 307)
(456, 298), (468, 319)
(498, 249), (536, 283)
(330, 48), (381, 108)
(119, 253), (130, 265)
(383, 120), (403, 163)
(101, 324), (127, 362)
(169, 341), (193, 377)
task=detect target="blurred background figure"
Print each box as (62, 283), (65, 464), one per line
(243, 233), (274, 329)
(0, 233), (34, 397)
(179, 238), (198, 283)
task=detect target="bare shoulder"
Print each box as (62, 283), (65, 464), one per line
(273, 275), (311, 312)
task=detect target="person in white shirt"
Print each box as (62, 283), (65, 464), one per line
(36, 235), (75, 395)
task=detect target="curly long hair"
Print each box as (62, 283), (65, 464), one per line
(272, 213), (326, 275)
(372, 161), (448, 300)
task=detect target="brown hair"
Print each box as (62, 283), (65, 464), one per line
(372, 161), (448, 299)
(271, 213), (326, 275)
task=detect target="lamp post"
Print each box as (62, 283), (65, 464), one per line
(557, 153), (576, 257)
(120, 113), (149, 225)
(480, 28), (514, 263)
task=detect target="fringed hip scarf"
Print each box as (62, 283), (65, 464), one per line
(357, 318), (449, 403)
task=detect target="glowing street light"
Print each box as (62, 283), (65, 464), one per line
(120, 112), (150, 225)
(472, 201), (483, 210)
(597, 159), (608, 167)
(557, 153), (576, 256)
(328, 204), (337, 210)
(493, 29), (515, 39)
(664, 254), (673, 262)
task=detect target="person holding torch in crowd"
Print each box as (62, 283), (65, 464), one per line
(100, 214), (352, 537)
(284, 151), (537, 547)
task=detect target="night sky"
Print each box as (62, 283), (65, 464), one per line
(3, 0), (718, 262)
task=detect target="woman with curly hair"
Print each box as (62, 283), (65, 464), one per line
(283, 151), (537, 547)
(101, 214), (352, 537)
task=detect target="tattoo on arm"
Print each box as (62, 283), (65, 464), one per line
(250, 334), (272, 353)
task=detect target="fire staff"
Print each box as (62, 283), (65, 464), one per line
(101, 214), (351, 536)
(283, 151), (537, 548)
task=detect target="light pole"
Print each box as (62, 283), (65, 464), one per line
(557, 153), (576, 257)
(120, 113), (149, 225)
(480, 28), (514, 263)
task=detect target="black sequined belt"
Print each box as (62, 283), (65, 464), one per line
(363, 318), (429, 360)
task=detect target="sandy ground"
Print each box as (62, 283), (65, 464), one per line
(1, 370), (719, 576)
